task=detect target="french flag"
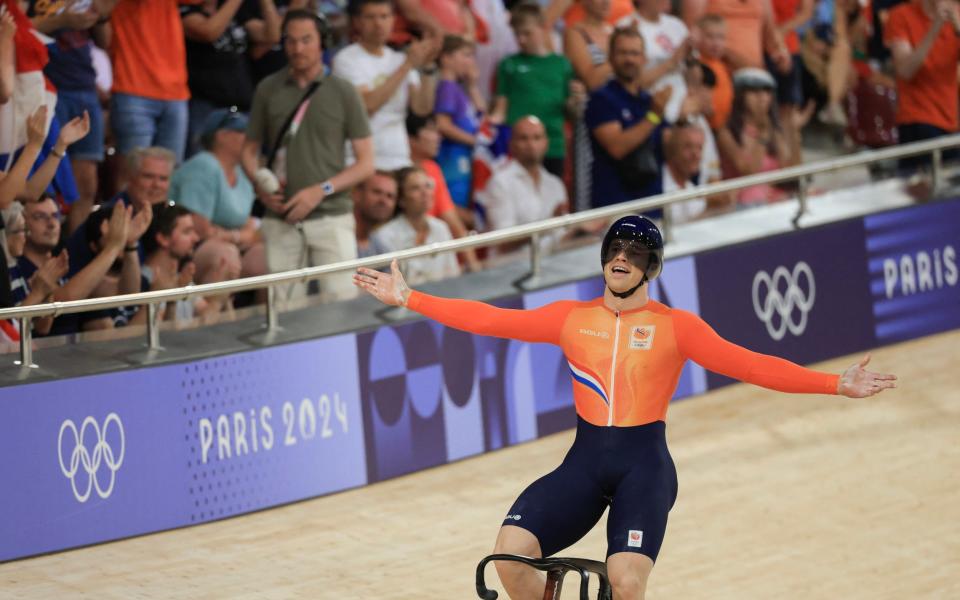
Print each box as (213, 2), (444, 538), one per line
(0, 0), (77, 206)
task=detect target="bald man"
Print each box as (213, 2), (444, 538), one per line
(477, 116), (569, 257)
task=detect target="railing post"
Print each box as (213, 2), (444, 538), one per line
(660, 206), (673, 244)
(529, 232), (542, 280)
(792, 175), (809, 228)
(15, 317), (36, 368)
(146, 303), (162, 350)
(932, 147), (942, 196)
(266, 285), (279, 332)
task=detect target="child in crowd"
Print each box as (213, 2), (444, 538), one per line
(492, 3), (576, 177)
(696, 14), (733, 131)
(435, 34), (486, 227)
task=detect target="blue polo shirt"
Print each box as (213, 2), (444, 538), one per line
(585, 79), (664, 209)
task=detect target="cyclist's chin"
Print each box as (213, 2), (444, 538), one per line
(604, 271), (642, 292)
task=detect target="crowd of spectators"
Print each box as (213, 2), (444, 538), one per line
(0, 0), (957, 343)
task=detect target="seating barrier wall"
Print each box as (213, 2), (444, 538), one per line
(1, 198), (957, 561)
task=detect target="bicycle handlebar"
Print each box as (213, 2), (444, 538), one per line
(475, 553), (613, 600)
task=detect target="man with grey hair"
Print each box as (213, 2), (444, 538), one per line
(63, 145), (174, 273)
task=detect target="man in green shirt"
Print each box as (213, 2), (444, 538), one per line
(242, 10), (374, 305)
(491, 3), (579, 178)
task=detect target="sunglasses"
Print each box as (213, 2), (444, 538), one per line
(604, 238), (652, 268)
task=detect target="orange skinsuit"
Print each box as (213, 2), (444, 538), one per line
(407, 292), (840, 426)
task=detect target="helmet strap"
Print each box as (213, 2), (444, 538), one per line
(609, 275), (647, 299)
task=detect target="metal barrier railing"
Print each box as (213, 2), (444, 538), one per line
(4, 134), (960, 368)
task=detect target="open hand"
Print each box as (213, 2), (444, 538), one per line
(651, 86), (672, 118)
(406, 36), (435, 69)
(0, 7), (16, 41)
(26, 106), (48, 147)
(58, 111), (91, 147)
(32, 251), (69, 295)
(837, 354), (897, 398)
(126, 204), (153, 245)
(104, 202), (132, 251)
(353, 259), (411, 306)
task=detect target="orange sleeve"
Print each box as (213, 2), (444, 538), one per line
(406, 290), (574, 345)
(672, 310), (839, 395)
(424, 160), (455, 218)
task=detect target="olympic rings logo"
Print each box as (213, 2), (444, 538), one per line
(751, 262), (816, 341)
(57, 413), (126, 503)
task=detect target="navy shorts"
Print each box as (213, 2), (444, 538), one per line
(767, 54), (804, 107)
(502, 418), (678, 562)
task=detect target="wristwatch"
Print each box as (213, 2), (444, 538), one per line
(320, 180), (335, 196)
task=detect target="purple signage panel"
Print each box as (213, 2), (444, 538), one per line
(864, 199), (960, 343)
(0, 333), (366, 561)
(695, 220), (876, 390)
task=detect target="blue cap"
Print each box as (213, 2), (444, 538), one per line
(200, 107), (248, 140)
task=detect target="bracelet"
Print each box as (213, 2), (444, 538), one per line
(124, 245), (138, 252)
(50, 147), (65, 159)
(645, 111), (662, 125)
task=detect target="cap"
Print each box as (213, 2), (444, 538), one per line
(732, 67), (776, 91)
(200, 107), (248, 142)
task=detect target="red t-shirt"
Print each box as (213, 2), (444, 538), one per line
(884, 0), (960, 131)
(772, 0), (802, 54)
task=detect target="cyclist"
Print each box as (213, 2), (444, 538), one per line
(353, 215), (897, 600)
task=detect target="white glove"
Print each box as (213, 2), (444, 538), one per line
(254, 168), (280, 194)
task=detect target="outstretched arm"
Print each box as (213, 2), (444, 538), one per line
(354, 260), (571, 345)
(673, 310), (896, 397)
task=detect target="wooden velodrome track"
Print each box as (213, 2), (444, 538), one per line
(3, 330), (958, 599)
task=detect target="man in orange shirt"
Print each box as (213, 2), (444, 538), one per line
(884, 0), (960, 171)
(109, 0), (192, 176)
(354, 215), (897, 600)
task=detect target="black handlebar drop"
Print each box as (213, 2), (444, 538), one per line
(475, 554), (613, 600)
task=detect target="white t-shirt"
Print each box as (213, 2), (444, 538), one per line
(370, 216), (461, 285)
(617, 12), (689, 123)
(693, 115), (721, 183)
(662, 167), (706, 224)
(332, 43), (420, 170)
